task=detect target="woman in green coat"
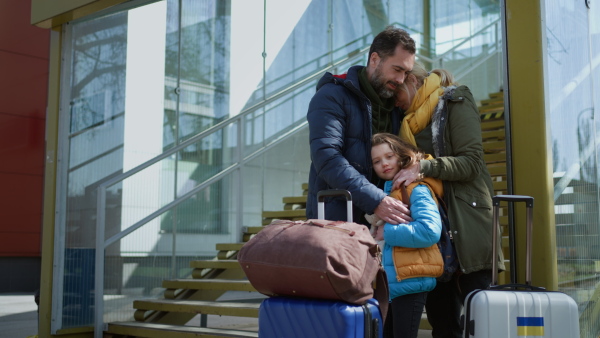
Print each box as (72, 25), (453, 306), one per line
(393, 61), (504, 338)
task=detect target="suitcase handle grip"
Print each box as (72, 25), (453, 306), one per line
(488, 283), (545, 291)
(317, 189), (353, 222)
(493, 195), (533, 207)
(317, 189), (352, 201)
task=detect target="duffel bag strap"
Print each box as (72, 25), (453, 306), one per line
(374, 267), (389, 324)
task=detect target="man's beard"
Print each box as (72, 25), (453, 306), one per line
(370, 65), (398, 99)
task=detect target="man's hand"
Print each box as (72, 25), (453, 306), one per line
(392, 162), (420, 191)
(374, 196), (412, 225)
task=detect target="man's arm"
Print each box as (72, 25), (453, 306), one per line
(307, 86), (384, 214)
(307, 84), (411, 223)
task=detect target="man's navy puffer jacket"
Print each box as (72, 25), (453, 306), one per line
(306, 65), (401, 224)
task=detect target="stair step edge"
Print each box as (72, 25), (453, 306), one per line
(133, 299), (260, 317)
(163, 279), (256, 291)
(108, 322), (258, 338)
(189, 260), (241, 269)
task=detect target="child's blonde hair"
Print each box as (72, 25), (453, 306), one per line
(372, 133), (425, 170)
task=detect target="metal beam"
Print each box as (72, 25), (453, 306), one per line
(503, 0), (558, 290)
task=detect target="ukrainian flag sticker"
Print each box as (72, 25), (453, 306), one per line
(517, 317), (544, 336)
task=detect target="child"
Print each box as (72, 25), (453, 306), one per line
(369, 132), (443, 338)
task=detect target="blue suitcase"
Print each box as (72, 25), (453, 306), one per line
(258, 297), (383, 338)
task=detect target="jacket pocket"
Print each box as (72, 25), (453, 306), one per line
(453, 188), (493, 236)
(454, 190), (492, 211)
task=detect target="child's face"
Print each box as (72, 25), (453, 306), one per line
(371, 143), (400, 181)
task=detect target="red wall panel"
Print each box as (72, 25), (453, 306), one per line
(0, 50), (50, 119)
(0, 113), (45, 175)
(0, 0), (49, 257)
(0, 233), (42, 256)
(0, 0), (50, 58)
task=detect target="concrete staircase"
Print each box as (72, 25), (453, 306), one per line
(106, 229), (264, 337)
(105, 188), (309, 337)
(261, 183), (308, 225)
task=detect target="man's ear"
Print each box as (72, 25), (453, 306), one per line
(369, 52), (380, 67)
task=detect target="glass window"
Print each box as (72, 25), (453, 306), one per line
(545, 1), (600, 336)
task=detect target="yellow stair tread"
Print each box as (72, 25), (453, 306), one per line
(479, 104), (504, 112)
(108, 322), (258, 338)
(493, 180), (508, 191)
(481, 119), (505, 130)
(163, 279), (256, 291)
(481, 129), (505, 140)
(216, 243), (245, 251)
(484, 152), (507, 163)
(483, 140), (506, 151)
(243, 226), (264, 234)
(282, 196), (307, 204)
(487, 165), (507, 176)
(480, 98), (504, 107)
(133, 299), (260, 317)
(189, 259), (241, 269)
(488, 91), (504, 99)
(262, 209), (306, 218)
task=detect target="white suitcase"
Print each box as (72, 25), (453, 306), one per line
(462, 195), (580, 337)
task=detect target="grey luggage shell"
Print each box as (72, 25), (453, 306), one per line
(462, 195), (580, 337)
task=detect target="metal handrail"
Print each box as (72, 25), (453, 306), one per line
(93, 39), (370, 338)
(453, 35), (501, 81)
(94, 18), (502, 195)
(96, 53), (369, 193)
(92, 18), (503, 337)
(418, 19), (501, 65)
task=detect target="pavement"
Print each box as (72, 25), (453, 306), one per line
(0, 292), (432, 337)
(0, 293), (39, 338)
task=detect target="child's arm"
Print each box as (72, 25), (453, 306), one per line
(383, 185), (442, 248)
(373, 224), (384, 241)
(365, 214), (384, 241)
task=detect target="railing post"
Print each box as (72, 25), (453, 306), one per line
(237, 117), (244, 242)
(94, 186), (107, 338)
(497, 21), (503, 91)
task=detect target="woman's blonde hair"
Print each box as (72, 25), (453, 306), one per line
(399, 61), (456, 97)
(372, 133), (424, 169)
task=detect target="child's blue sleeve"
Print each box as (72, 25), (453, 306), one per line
(383, 185), (442, 248)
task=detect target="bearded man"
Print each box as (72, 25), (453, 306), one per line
(306, 26), (416, 227)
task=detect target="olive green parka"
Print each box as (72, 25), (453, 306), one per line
(414, 85), (505, 274)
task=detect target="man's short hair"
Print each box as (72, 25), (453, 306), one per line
(368, 26), (416, 61)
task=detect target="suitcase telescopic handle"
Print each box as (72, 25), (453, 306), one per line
(317, 189), (353, 222)
(491, 195), (534, 286)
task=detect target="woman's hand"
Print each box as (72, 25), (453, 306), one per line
(392, 162), (421, 190)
